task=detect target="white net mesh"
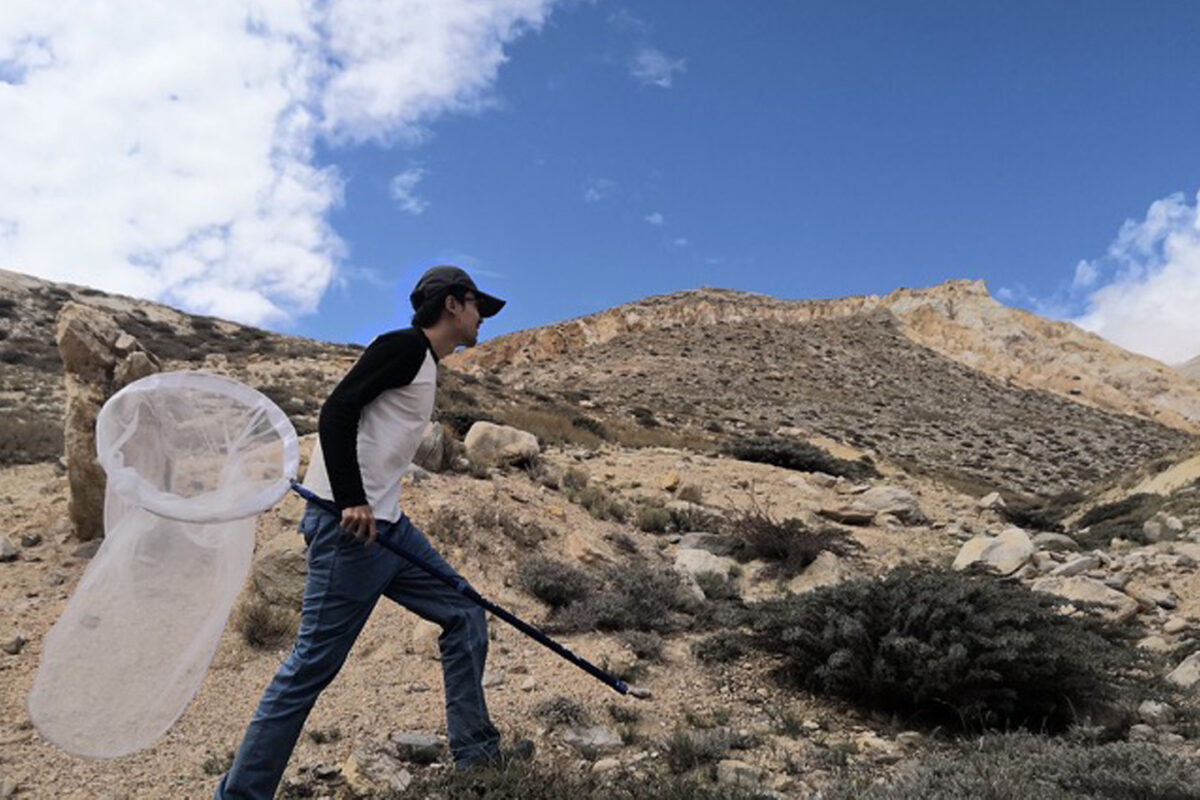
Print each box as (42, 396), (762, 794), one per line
(29, 371), (299, 758)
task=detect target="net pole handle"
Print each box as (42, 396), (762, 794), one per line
(288, 482), (629, 695)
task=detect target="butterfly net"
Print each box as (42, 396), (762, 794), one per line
(29, 371), (299, 758)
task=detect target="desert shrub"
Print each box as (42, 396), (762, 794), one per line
(821, 733), (1200, 800)
(475, 506), (550, 548)
(670, 503), (726, 534)
(534, 695), (590, 729)
(424, 505), (469, 545)
(693, 570), (739, 601)
(0, 297), (16, 317)
(550, 564), (699, 634)
(677, 483), (704, 504)
(235, 594), (298, 650)
(517, 557), (595, 609)
(0, 415), (63, 466)
(570, 414), (609, 439)
(997, 490), (1084, 533)
(386, 760), (765, 800)
(620, 630), (665, 663)
(636, 504), (671, 533)
(723, 437), (879, 481)
(1074, 493), (1164, 548)
(663, 730), (730, 774)
(729, 507), (859, 579)
(741, 566), (1157, 734)
(608, 702), (642, 724)
(562, 466), (590, 492)
(437, 408), (498, 437)
(572, 483), (628, 522)
(497, 406), (605, 448)
(692, 631), (748, 665)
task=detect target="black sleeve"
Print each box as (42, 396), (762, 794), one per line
(318, 328), (430, 509)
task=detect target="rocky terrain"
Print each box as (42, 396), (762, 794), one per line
(1, 268), (1199, 799)
(1180, 354), (1200, 383)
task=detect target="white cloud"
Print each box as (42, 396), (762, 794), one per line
(0, 0), (555, 326)
(630, 46), (685, 88)
(583, 177), (616, 203)
(672, 237), (688, 247)
(390, 168), (429, 215)
(645, 211), (664, 226)
(1071, 190), (1200, 365)
(1072, 259), (1098, 289)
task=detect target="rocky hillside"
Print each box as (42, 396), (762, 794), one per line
(449, 281), (1200, 434)
(1179, 354), (1200, 383)
(0, 268), (361, 466)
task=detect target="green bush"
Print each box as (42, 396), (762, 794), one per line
(729, 508), (859, 578)
(821, 733), (1200, 800)
(663, 730), (730, 775)
(723, 437), (878, 481)
(741, 566), (1157, 733)
(996, 490), (1084, 533)
(1074, 493), (1164, 548)
(517, 557), (596, 609)
(692, 631), (748, 664)
(636, 504), (672, 533)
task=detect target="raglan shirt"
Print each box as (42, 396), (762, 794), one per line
(301, 327), (438, 523)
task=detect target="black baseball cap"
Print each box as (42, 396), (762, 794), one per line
(409, 265), (505, 318)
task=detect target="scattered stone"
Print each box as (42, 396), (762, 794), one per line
(592, 757), (621, 773)
(1031, 532), (1079, 552)
(1144, 513), (1186, 544)
(1138, 635), (1174, 654)
(1166, 652), (1200, 689)
(0, 538), (17, 563)
(46, 572), (66, 587)
(787, 551), (847, 594)
(0, 779), (16, 799)
(816, 505), (876, 526)
(659, 469), (680, 492)
(520, 676), (537, 692)
(463, 421), (540, 468)
(1031, 576), (1139, 623)
(1128, 724), (1157, 742)
(1164, 617), (1190, 635)
(1050, 554), (1102, 578)
(483, 669), (505, 688)
(1127, 586), (1178, 611)
(2, 636), (28, 655)
(72, 539), (102, 560)
(717, 759), (765, 787)
(410, 620), (442, 661)
(341, 739), (413, 795)
(628, 686), (652, 699)
(978, 492), (1006, 510)
(853, 486), (925, 524)
(19, 532), (42, 548)
(562, 725), (623, 757)
(677, 532), (737, 557)
(1138, 700), (1175, 726)
(388, 732), (445, 764)
(896, 731), (923, 750)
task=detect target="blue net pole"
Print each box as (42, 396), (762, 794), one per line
(290, 482), (629, 695)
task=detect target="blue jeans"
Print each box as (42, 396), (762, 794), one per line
(215, 501), (500, 799)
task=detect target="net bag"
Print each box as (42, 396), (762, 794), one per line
(29, 371), (299, 758)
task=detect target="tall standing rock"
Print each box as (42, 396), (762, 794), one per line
(56, 302), (160, 541)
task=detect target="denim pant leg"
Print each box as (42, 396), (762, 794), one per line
(379, 515), (501, 768)
(216, 502), (393, 800)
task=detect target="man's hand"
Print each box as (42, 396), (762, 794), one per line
(339, 505), (378, 546)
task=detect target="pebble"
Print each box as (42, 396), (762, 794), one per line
(1163, 617), (1189, 635)
(1, 636), (27, 656)
(628, 686), (652, 699)
(520, 677), (537, 692)
(19, 533), (41, 548)
(0, 538), (17, 563)
(0, 779), (17, 799)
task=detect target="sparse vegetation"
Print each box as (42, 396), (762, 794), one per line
(821, 733), (1200, 800)
(635, 503), (671, 533)
(728, 504), (859, 579)
(663, 729), (730, 774)
(234, 593), (298, 650)
(731, 566), (1158, 734)
(0, 415), (63, 466)
(1074, 493), (1165, 548)
(533, 695), (589, 729)
(517, 557), (595, 609)
(723, 436), (879, 481)
(548, 564), (699, 634)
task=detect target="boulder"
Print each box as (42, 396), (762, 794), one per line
(1031, 576), (1139, 623)
(463, 421), (539, 468)
(1166, 652), (1200, 689)
(56, 302), (160, 541)
(953, 528), (1033, 575)
(411, 422), (450, 473)
(978, 492), (1006, 510)
(853, 486), (925, 524)
(251, 534), (308, 607)
(674, 548), (738, 581)
(388, 731), (445, 764)
(717, 759), (766, 788)
(0, 538), (16, 563)
(787, 551), (847, 594)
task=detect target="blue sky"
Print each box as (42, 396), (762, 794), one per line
(4, 1), (1200, 361)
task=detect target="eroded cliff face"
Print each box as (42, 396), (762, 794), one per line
(448, 280), (1200, 434)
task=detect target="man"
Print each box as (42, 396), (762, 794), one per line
(216, 265), (512, 799)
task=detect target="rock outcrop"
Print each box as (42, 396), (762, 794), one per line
(56, 302), (160, 541)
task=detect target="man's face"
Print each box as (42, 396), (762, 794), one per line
(453, 292), (482, 347)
